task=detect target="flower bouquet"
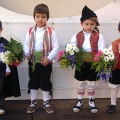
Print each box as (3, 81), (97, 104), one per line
(57, 43), (88, 72)
(91, 48), (115, 82)
(1, 38), (24, 66)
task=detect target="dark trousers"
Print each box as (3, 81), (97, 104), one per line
(75, 62), (99, 81)
(0, 96), (5, 107)
(28, 62), (52, 91)
(0, 71), (5, 107)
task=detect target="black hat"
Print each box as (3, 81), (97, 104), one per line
(80, 5), (97, 22)
(0, 21), (2, 28)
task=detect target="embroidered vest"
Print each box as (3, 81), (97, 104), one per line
(112, 39), (120, 69)
(76, 30), (99, 55)
(76, 30), (99, 62)
(29, 26), (52, 63)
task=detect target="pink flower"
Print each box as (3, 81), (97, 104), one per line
(57, 50), (64, 61)
(96, 50), (102, 57)
(93, 51), (102, 61)
(94, 57), (100, 61)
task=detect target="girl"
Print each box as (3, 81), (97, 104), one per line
(107, 22), (120, 114)
(70, 6), (105, 114)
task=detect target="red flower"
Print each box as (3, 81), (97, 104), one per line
(11, 61), (20, 66)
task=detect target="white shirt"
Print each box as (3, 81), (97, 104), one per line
(108, 45), (112, 50)
(24, 26), (59, 61)
(108, 42), (120, 53)
(70, 31), (106, 52)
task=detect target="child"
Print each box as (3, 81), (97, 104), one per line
(107, 22), (120, 114)
(0, 21), (21, 115)
(24, 4), (59, 114)
(70, 6), (105, 113)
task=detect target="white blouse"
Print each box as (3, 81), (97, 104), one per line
(24, 26), (59, 61)
(70, 31), (106, 52)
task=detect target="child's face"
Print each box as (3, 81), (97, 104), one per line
(81, 19), (96, 33)
(34, 13), (48, 28)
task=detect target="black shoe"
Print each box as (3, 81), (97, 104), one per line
(73, 99), (83, 112)
(107, 105), (116, 114)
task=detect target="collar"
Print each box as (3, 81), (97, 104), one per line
(36, 26), (45, 32)
(83, 30), (91, 35)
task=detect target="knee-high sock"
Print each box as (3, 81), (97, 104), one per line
(76, 83), (86, 106)
(78, 82), (86, 99)
(43, 91), (50, 102)
(111, 86), (119, 105)
(30, 89), (37, 103)
(87, 85), (95, 107)
(43, 91), (50, 107)
(87, 85), (95, 99)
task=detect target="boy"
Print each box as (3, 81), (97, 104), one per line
(70, 6), (105, 113)
(0, 21), (21, 115)
(24, 4), (59, 114)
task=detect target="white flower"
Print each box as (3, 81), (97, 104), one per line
(70, 44), (76, 51)
(108, 53), (115, 60)
(108, 49), (113, 55)
(66, 44), (72, 52)
(69, 50), (74, 55)
(103, 49), (115, 60)
(103, 56), (109, 62)
(1, 51), (11, 64)
(74, 47), (79, 52)
(66, 43), (77, 52)
(103, 48), (110, 55)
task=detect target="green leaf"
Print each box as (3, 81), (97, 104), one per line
(4, 38), (24, 65)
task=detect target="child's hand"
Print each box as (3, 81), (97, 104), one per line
(41, 58), (50, 66)
(27, 55), (31, 61)
(5, 72), (11, 76)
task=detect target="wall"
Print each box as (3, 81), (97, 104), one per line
(2, 22), (120, 100)
(2, 22), (120, 46)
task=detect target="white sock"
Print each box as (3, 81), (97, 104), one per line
(30, 89), (37, 104)
(43, 91), (50, 107)
(111, 86), (119, 105)
(76, 83), (86, 106)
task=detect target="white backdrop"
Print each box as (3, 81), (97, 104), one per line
(1, 1), (120, 100)
(2, 22), (120, 100)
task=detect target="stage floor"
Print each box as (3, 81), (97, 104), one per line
(0, 99), (120, 120)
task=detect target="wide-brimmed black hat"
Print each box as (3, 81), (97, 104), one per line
(80, 5), (97, 22)
(0, 21), (2, 28)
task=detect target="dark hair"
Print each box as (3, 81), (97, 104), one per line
(85, 17), (100, 26)
(94, 26), (99, 32)
(0, 21), (2, 28)
(33, 4), (49, 19)
(118, 22), (120, 31)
